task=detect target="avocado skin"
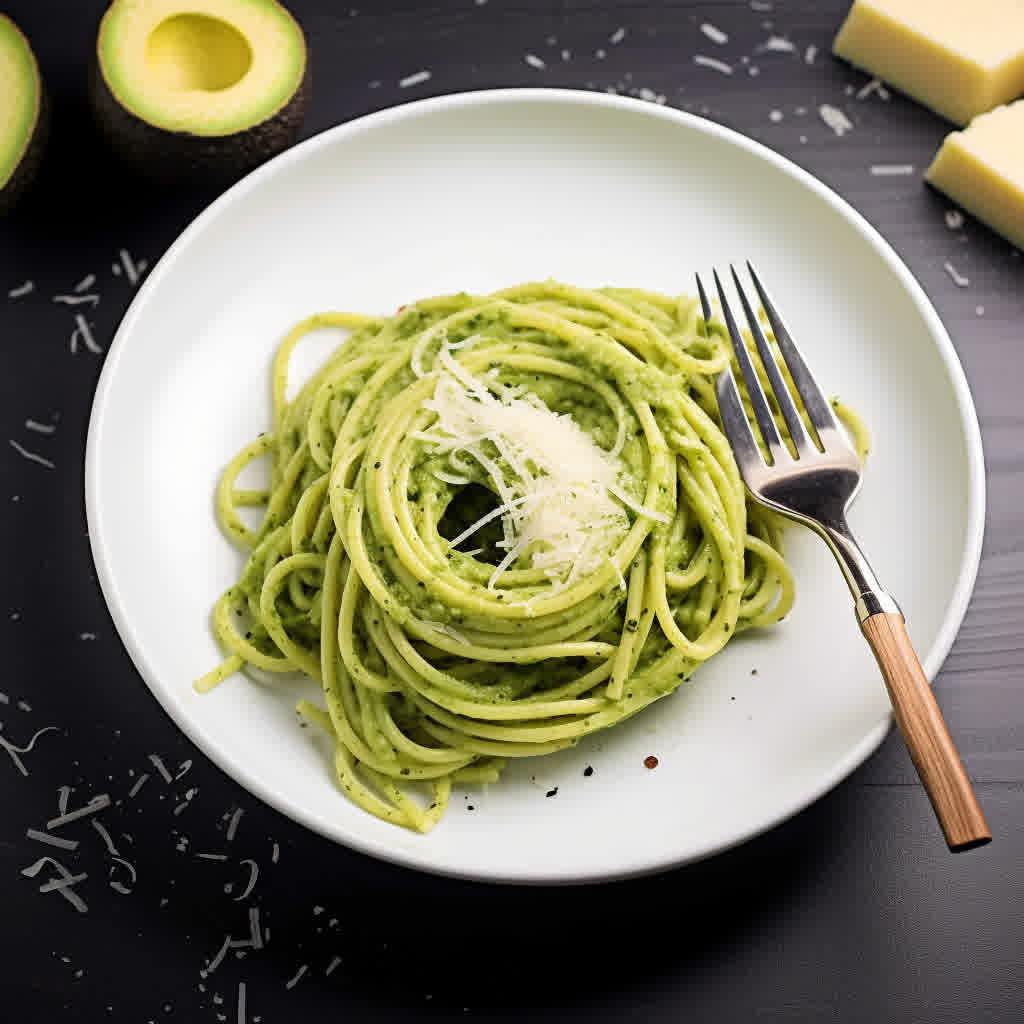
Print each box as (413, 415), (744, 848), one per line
(0, 64), (48, 215)
(89, 58), (310, 187)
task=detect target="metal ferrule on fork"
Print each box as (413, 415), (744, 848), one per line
(813, 518), (903, 622)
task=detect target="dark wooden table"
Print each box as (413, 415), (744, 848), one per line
(3, 2), (1022, 1020)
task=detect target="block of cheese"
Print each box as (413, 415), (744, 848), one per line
(926, 101), (1024, 251)
(833, 0), (1024, 125)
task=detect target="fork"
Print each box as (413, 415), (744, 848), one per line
(697, 263), (990, 852)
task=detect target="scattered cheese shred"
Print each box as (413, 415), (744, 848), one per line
(248, 906), (264, 949)
(226, 807), (244, 841)
(9, 439), (55, 469)
(118, 248), (145, 284)
(26, 828), (79, 851)
(944, 261), (970, 287)
(286, 964), (308, 990)
(869, 163), (915, 175)
(694, 55), (734, 75)
(700, 23), (728, 45)
(857, 77), (891, 101)
(399, 70), (431, 88)
(128, 772), (149, 797)
(235, 858), (259, 901)
(148, 753), (173, 782)
(204, 935), (233, 976)
(819, 104), (854, 136)
(1, 725), (57, 775)
(760, 35), (796, 53)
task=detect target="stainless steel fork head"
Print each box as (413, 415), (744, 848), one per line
(697, 262), (899, 622)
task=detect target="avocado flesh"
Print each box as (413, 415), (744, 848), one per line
(0, 15), (44, 213)
(93, 0), (308, 184)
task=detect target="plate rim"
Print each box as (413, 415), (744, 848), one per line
(84, 87), (986, 884)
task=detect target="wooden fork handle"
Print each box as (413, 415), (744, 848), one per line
(861, 612), (991, 851)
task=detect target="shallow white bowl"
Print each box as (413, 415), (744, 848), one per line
(86, 89), (984, 884)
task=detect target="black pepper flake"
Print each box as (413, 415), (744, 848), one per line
(583, 765), (594, 777)
(373, 461), (381, 469)
(467, 805), (475, 811)
(644, 755), (659, 770)
(545, 787), (558, 798)
(751, 668), (758, 676)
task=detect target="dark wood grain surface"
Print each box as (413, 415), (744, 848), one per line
(2, 2), (1021, 1021)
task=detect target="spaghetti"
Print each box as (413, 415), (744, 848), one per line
(197, 281), (865, 832)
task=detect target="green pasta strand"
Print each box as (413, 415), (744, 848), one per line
(198, 280), (867, 833)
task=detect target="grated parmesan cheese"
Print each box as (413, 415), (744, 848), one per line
(148, 753), (172, 782)
(420, 360), (653, 589)
(819, 104), (854, 136)
(694, 55), (734, 75)
(760, 35), (795, 53)
(9, 439), (54, 469)
(700, 23), (728, 45)
(869, 163), (914, 175)
(943, 261), (970, 287)
(399, 70), (431, 88)
(286, 964), (308, 990)
(226, 807), (244, 841)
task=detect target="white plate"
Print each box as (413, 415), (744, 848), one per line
(86, 89), (984, 884)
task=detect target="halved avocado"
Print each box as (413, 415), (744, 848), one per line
(92, 0), (309, 185)
(0, 15), (46, 214)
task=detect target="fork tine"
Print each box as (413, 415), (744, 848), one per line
(716, 363), (765, 470)
(697, 273), (765, 469)
(695, 272), (714, 333)
(729, 265), (814, 456)
(712, 268), (787, 461)
(745, 261), (844, 443)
